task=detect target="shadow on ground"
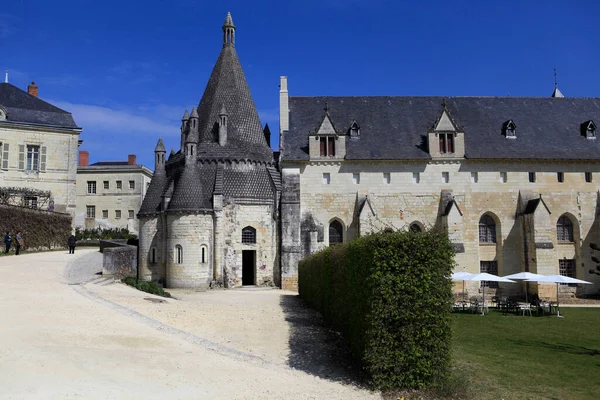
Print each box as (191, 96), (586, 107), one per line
(509, 339), (600, 357)
(279, 293), (369, 387)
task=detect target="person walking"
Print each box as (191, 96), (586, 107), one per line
(4, 232), (11, 254)
(15, 231), (23, 255)
(68, 234), (77, 254)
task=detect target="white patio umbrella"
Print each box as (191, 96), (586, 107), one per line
(466, 273), (516, 315)
(503, 272), (547, 303)
(451, 272), (475, 302)
(526, 275), (592, 317)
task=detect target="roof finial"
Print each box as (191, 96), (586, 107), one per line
(4, 70), (7, 83)
(551, 67), (564, 98)
(222, 12), (236, 47)
(323, 102), (329, 114)
(442, 98), (447, 109)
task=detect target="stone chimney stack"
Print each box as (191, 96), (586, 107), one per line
(79, 151), (89, 167)
(128, 154), (136, 165)
(27, 81), (39, 97)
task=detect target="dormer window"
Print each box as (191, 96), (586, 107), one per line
(349, 120), (360, 138)
(503, 120), (517, 139)
(439, 133), (455, 153)
(319, 136), (336, 157)
(582, 120), (596, 139)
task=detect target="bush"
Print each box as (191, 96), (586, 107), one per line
(122, 277), (171, 298)
(76, 227), (137, 241)
(0, 205), (72, 251)
(299, 229), (454, 390)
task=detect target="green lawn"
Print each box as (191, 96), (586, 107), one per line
(452, 308), (600, 400)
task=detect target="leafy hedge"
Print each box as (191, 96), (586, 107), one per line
(298, 229), (455, 390)
(75, 227), (137, 240)
(0, 205), (72, 251)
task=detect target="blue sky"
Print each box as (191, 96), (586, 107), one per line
(2, 1), (599, 168)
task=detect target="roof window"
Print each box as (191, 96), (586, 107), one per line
(503, 120), (516, 139)
(582, 120), (596, 139)
(349, 120), (360, 138)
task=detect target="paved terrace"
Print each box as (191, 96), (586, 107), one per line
(0, 249), (379, 400)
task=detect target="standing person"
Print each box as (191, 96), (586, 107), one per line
(15, 231), (23, 255)
(4, 232), (11, 254)
(68, 234), (77, 254)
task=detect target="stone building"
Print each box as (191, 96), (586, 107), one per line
(0, 79), (81, 216)
(138, 13), (280, 289)
(75, 151), (152, 234)
(139, 13), (599, 299)
(279, 80), (600, 297)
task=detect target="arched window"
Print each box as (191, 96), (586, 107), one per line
(410, 223), (422, 233)
(242, 226), (256, 244)
(175, 245), (183, 264)
(557, 215), (574, 242)
(150, 246), (156, 264)
(479, 215), (496, 243)
(200, 245), (208, 264)
(329, 220), (343, 247)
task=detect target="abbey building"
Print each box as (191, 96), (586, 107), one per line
(139, 13), (600, 299)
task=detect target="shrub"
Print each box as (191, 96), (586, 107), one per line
(299, 229), (454, 390)
(75, 227), (137, 241)
(122, 277), (171, 298)
(0, 205), (72, 251)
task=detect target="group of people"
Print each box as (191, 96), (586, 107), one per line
(4, 231), (24, 255)
(3, 232), (77, 255)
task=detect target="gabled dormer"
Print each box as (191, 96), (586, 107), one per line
(503, 119), (517, 139)
(349, 120), (360, 138)
(428, 101), (465, 159)
(308, 105), (346, 159)
(581, 120), (596, 139)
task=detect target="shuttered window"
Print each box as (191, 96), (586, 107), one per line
(18, 144), (25, 170)
(40, 146), (47, 172)
(0, 143), (6, 169)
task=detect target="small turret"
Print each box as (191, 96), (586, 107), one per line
(185, 107), (199, 164)
(222, 12), (235, 47)
(154, 138), (166, 173)
(218, 105), (228, 146)
(263, 123), (271, 148)
(180, 109), (189, 151)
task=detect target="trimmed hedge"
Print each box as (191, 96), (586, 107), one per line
(0, 205), (72, 251)
(298, 229), (454, 390)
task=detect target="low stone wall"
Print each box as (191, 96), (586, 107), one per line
(99, 239), (129, 253)
(101, 240), (137, 278)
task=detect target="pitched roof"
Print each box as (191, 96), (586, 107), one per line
(283, 96), (600, 161)
(138, 171), (169, 215)
(0, 83), (79, 129)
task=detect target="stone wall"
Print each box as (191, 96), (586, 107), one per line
(0, 125), (79, 217)
(102, 243), (137, 278)
(282, 159), (600, 298)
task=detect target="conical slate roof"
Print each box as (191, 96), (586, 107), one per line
(196, 40), (272, 162)
(168, 163), (208, 211)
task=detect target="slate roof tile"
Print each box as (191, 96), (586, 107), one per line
(283, 96), (600, 161)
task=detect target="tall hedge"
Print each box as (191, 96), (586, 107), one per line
(298, 229), (454, 390)
(0, 205), (72, 250)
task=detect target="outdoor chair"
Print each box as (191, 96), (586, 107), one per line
(519, 303), (532, 316)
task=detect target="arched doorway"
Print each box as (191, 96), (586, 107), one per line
(329, 220), (343, 246)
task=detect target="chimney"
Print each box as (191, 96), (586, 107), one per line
(27, 81), (39, 97)
(128, 154), (136, 165)
(79, 151), (89, 167)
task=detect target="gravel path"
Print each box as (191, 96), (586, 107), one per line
(0, 249), (381, 399)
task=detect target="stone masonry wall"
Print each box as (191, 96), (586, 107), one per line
(285, 159), (600, 297)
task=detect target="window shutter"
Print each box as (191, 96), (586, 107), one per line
(1, 143), (7, 170)
(18, 145), (25, 170)
(40, 146), (47, 172)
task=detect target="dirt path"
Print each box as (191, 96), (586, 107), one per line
(0, 249), (380, 399)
